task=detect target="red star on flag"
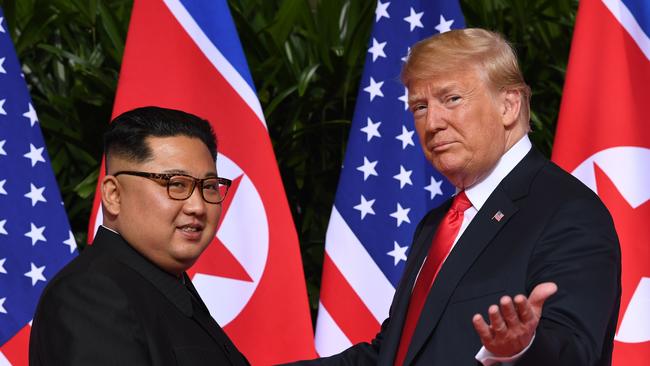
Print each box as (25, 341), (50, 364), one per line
(188, 175), (253, 282)
(594, 164), (650, 366)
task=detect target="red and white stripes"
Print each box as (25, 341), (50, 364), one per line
(314, 208), (395, 356)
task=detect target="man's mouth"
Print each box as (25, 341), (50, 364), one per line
(430, 141), (455, 151)
(178, 223), (204, 232)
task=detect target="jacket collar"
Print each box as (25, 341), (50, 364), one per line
(93, 226), (194, 316)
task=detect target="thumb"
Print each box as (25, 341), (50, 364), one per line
(529, 282), (558, 315)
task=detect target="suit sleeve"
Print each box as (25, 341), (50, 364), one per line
(518, 196), (621, 366)
(29, 272), (151, 366)
(284, 320), (384, 366)
(284, 210), (437, 366)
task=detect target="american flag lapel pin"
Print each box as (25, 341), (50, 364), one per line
(492, 210), (504, 222)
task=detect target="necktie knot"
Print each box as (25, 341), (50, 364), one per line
(451, 191), (472, 213)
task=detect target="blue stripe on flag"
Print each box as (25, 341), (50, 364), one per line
(179, 0), (257, 91)
(622, 0), (650, 36)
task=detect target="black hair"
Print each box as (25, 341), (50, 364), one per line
(104, 106), (218, 170)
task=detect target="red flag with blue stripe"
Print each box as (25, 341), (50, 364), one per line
(87, 1), (316, 364)
(553, 1), (650, 365)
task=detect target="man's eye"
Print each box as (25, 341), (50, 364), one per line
(410, 104), (427, 113)
(446, 95), (461, 104)
(169, 179), (189, 189)
(203, 182), (219, 191)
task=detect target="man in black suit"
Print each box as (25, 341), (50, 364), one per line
(292, 28), (621, 365)
(29, 106), (249, 365)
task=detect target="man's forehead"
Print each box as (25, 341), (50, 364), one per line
(147, 135), (213, 155)
(407, 78), (464, 100)
(160, 168), (218, 177)
(407, 70), (484, 97)
(107, 148), (217, 177)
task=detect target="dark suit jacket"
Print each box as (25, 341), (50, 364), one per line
(29, 226), (249, 366)
(293, 148), (621, 366)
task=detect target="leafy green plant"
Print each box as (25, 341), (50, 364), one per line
(1, 0), (132, 247)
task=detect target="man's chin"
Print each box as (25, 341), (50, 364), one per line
(432, 165), (466, 188)
(171, 257), (200, 275)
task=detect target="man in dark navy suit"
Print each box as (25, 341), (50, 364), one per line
(291, 28), (621, 366)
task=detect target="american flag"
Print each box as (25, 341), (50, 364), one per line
(0, 8), (76, 365)
(314, 0), (464, 356)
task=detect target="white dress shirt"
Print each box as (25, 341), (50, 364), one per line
(442, 135), (535, 366)
(439, 135), (534, 365)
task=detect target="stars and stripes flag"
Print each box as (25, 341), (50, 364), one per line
(86, 0), (315, 364)
(552, 0), (650, 365)
(0, 8), (77, 365)
(314, 0), (464, 356)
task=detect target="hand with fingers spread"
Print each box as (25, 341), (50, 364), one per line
(472, 282), (558, 357)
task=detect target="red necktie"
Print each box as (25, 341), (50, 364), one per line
(394, 191), (472, 365)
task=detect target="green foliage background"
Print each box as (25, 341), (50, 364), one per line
(1, 0), (578, 314)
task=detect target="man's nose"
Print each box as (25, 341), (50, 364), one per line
(183, 185), (207, 214)
(425, 105), (447, 132)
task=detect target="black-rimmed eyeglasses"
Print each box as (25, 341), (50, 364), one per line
(113, 171), (231, 204)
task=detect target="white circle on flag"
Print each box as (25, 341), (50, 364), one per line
(192, 154), (269, 326)
(572, 146), (650, 344)
(571, 146), (650, 208)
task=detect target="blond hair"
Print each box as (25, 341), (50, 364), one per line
(401, 28), (531, 123)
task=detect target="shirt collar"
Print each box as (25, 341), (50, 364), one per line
(464, 135), (532, 210)
(100, 224), (119, 234)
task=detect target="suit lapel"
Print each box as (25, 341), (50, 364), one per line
(94, 227), (226, 346)
(183, 275), (234, 347)
(402, 148), (546, 365)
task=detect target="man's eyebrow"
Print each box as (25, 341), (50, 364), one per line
(161, 169), (218, 178)
(430, 83), (459, 96)
(161, 169), (188, 175)
(408, 84), (460, 104)
(408, 92), (429, 106)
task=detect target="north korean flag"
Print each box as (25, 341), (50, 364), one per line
(552, 1), (650, 365)
(87, 0), (316, 364)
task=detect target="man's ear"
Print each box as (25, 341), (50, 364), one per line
(101, 175), (121, 216)
(501, 89), (522, 128)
